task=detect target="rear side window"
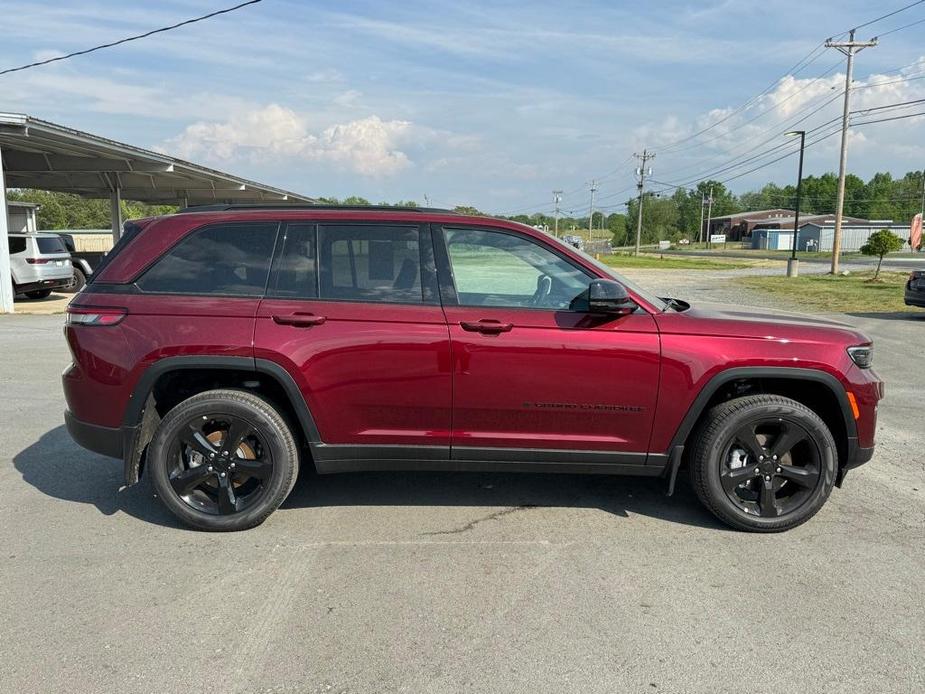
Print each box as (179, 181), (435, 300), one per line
(138, 223), (278, 296)
(318, 224), (423, 303)
(8, 237), (27, 254)
(36, 237), (67, 254)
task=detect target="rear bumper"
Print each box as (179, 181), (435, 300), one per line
(16, 277), (71, 294)
(64, 410), (123, 459)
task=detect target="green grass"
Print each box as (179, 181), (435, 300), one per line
(736, 271), (915, 313)
(600, 253), (764, 270)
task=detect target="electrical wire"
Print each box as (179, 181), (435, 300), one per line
(0, 0), (264, 77)
(851, 0), (925, 32)
(876, 16), (925, 38)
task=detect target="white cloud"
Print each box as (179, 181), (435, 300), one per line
(637, 56), (925, 186)
(163, 105), (415, 176)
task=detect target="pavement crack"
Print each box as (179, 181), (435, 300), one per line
(422, 504), (537, 536)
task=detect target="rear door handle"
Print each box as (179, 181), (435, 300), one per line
(272, 313), (326, 327)
(459, 319), (514, 334)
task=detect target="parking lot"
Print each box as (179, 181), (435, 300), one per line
(1, 274), (923, 694)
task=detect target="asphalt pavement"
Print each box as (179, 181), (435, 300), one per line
(1, 273), (922, 694)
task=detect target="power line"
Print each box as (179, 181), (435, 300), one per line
(0, 0), (264, 77)
(851, 0), (925, 31)
(876, 15), (925, 38)
(852, 109), (925, 126)
(654, 44), (829, 154)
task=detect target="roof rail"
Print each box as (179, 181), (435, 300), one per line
(178, 203), (459, 214)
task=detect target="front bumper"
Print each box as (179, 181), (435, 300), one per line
(904, 286), (925, 307)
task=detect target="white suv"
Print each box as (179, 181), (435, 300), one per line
(8, 233), (73, 299)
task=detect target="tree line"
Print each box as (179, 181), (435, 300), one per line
(8, 170), (923, 247)
(505, 170), (925, 247)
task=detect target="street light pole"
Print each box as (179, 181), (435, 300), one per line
(787, 130), (806, 277)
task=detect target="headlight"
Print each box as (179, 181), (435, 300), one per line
(847, 345), (873, 369)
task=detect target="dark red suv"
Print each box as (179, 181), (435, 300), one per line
(63, 206), (882, 532)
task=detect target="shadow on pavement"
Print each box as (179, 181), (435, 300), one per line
(846, 311), (925, 322)
(15, 425), (725, 531)
(283, 467), (725, 531)
(13, 425), (181, 529)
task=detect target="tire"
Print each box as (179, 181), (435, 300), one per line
(24, 289), (52, 299)
(689, 394), (837, 532)
(63, 267), (87, 293)
(148, 389), (299, 531)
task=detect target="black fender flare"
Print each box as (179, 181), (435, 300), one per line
(121, 355), (321, 485)
(661, 367), (858, 493)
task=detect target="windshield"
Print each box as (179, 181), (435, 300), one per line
(573, 248), (670, 311)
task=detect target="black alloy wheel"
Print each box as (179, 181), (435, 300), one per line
(719, 418), (823, 518)
(690, 394), (837, 532)
(167, 413), (274, 516)
(148, 389), (299, 531)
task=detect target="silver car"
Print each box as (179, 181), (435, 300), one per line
(8, 233), (73, 299)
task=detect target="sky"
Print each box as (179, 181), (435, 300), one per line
(2, 0), (925, 216)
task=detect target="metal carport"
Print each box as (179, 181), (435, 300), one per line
(0, 112), (314, 313)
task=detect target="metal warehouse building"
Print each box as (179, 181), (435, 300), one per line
(751, 219), (912, 252)
(797, 221), (912, 252)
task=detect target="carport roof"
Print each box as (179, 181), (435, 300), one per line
(0, 112), (314, 205)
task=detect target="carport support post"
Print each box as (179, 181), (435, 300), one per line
(110, 187), (123, 243)
(0, 143), (15, 314)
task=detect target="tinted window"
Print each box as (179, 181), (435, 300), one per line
(269, 224), (317, 299)
(319, 224), (423, 303)
(444, 228), (591, 309)
(138, 223), (277, 296)
(36, 237), (67, 254)
(8, 237), (27, 254)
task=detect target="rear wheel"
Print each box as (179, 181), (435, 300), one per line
(63, 268), (87, 293)
(148, 389), (299, 531)
(24, 289), (52, 299)
(690, 394), (837, 532)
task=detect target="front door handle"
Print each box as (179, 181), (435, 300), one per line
(272, 313), (326, 327)
(459, 319), (514, 334)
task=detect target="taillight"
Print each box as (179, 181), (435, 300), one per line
(26, 258), (50, 264)
(66, 307), (127, 326)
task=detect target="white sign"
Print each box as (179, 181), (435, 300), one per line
(658, 240), (671, 250)
(710, 234), (727, 244)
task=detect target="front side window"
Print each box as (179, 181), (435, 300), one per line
(444, 227), (591, 309)
(137, 223), (277, 296)
(319, 224), (423, 303)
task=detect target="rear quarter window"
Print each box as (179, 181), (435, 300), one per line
(8, 237), (27, 254)
(137, 223), (278, 296)
(36, 237), (68, 254)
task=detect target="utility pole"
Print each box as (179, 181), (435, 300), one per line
(698, 192), (706, 245)
(826, 29), (877, 274)
(705, 186), (714, 248)
(634, 149), (654, 255)
(587, 180), (598, 245)
(553, 190), (563, 238)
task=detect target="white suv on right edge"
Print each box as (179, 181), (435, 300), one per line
(8, 233), (73, 299)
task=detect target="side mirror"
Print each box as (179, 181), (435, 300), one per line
(588, 279), (637, 316)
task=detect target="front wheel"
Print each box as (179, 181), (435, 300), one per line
(690, 394), (837, 532)
(148, 389), (299, 531)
